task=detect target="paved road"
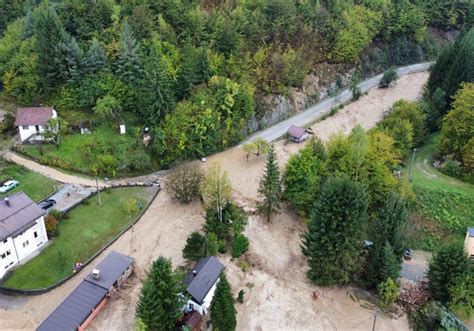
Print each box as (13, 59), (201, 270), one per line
(244, 62), (433, 144)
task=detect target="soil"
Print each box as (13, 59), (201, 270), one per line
(0, 71), (428, 330)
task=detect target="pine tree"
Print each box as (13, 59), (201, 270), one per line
(428, 244), (469, 303)
(381, 242), (400, 281)
(363, 193), (407, 288)
(83, 38), (108, 74)
(34, 2), (69, 89)
(136, 257), (185, 331)
(55, 36), (83, 85)
(174, 41), (196, 100)
(302, 176), (367, 286)
(182, 231), (206, 261)
(258, 144), (282, 222)
(115, 22), (142, 83)
(211, 273), (236, 331)
(141, 49), (175, 124)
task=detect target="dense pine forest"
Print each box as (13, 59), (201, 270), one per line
(0, 0), (473, 174)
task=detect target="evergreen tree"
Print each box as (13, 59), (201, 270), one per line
(363, 193), (407, 288)
(302, 176), (368, 286)
(136, 256), (185, 331)
(141, 49), (175, 124)
(381, 241), (400, 281)
(182, 231), (206, 261)
(34, 2), (69, 89)
(258, 144), (282, 222)
(115, 22), (142, 83)
(195, 46), (210, 83)
(211, 273), (236, 331)
(174, 41), (196, 100)
(83, 38), (108, 74)
(55, 36), (83, 85)
(428, 244), (469, 303)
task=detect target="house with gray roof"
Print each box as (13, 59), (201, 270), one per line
(287, 125), (310, 143)
(0, 193), (48, 278)
(183, 256), (224, 315)
(37, 251), (134, 331)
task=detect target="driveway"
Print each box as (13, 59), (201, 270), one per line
(400, 250), (432, 282)
(45, 184), (94, 213)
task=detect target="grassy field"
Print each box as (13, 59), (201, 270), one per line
(2, 186), (156, 289)
(0, 162), (58, 202)
(404, 134), (474, 251)
(19, 127), (157, 176)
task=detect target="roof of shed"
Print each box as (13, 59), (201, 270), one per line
(287, 125), (307, 139)
(0, 192), (46, 241)
(37, 281), (108, 331)
(15, 107), (54, 126)
(184, 256), (224, 304)
(84, 251), (134, 290)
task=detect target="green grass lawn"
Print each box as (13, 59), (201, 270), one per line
(19, 127), (157, 176)
(0, 163), (58, 202)
(404, 134), (474, 251)
(2, 186), (156, 289)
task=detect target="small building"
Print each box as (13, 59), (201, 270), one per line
(0, 193), (48, 278)
(287, 125), (310, 143)
(183, 256), (224, 315)
(37, 251), (134, 331)
(465, 227), (474, 262)
(14, 107), (57, 142)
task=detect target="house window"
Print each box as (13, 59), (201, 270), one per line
(1, 253), (5, 259)
(22, 240), (29, 248)
(34, 231), (38, 238)
(4, 265), (8, 269)
(35, 125), (40, 132)
(6, 250), (10, 256)
(22, 125), (29, 130)
(3, 239), (7, 244)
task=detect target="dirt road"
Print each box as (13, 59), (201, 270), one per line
(0, 71), (428, 330)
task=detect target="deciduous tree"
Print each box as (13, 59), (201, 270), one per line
(201, 162), (232, 223)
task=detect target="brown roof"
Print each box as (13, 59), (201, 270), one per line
(0, 192), (46, 241)
(183, 310), (202, 329)
(287, 125), (307, 139)
(15, 107), (54, 126)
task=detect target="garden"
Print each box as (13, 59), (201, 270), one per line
(2, 186), (157, 290)
(17, 126), (157, 177)
(404, 134), (474, 251)
(0, 161), (58, 202)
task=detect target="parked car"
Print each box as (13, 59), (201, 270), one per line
(0, 180), (19, 193)
(38, 199), (56, 210)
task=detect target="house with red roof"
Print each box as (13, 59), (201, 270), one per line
(15, 107), (57, 142)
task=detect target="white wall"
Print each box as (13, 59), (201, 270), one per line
(184, 278), (220, 315)
(0, 238), (19, 279)
(12, 216), (48, 262)
(465, 233), (474, 259)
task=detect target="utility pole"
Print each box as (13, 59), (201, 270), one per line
(408, 147), (418, 181)
(372, 312), (378, 331)
(95, 176), (102, 207)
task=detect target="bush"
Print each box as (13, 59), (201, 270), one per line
(379, 67), (399, 88)
(237, 289), (245, 303)
(182, 231), (206, 261)
(165, 164), (204, 203)
(440, 159), (462, 179)
(206, 232), (219, 256)
(231, 234), (249, 258)
(378, 277), (398, 307)
(44, 214), (58, 237)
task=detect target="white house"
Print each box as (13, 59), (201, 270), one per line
(183, 256), (224, 315)
(0, 192), (48, 278)
(465, 227), (474, 262)
(14, 107), (57, 142)
(287, 125), (310, 143)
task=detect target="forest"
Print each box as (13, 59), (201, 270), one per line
(0, 0), (473, 174)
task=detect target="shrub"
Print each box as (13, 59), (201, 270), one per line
(206, 232), (219, 256)
(379, 67), (399, 88)
(440, 159), (462, 178)
(231, 234), (249, 258)
(237, 289), (245, 303)
(378, 277), (398, 307)
(238, 260), (250, 272)
(44, 214), (58, 237)
(165, 163), (204, 203)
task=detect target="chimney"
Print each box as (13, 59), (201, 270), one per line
(4, 198), (10, 207)
(192, 270), (197, 277)
(92, 269), (100, 280)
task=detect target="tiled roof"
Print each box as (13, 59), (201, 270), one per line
(15, 107), (54, 126)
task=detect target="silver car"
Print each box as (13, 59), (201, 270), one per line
(0, 180), (19, 193)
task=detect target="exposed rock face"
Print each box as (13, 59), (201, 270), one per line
(252, 66), (353, 130)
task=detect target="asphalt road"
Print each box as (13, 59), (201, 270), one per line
(244, 62), (433, 144)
